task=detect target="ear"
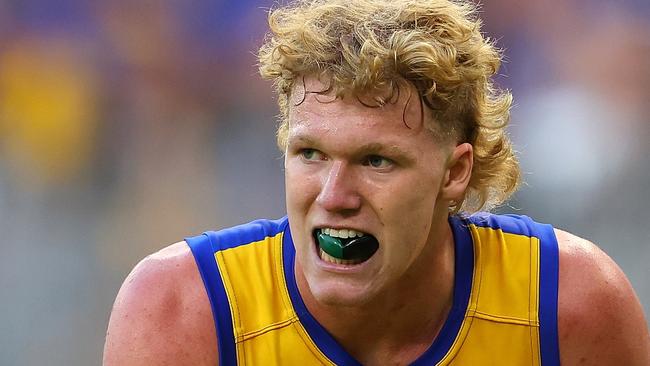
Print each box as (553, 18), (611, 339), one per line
(440, 143), (473, 202)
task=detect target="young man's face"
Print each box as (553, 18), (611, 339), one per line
(285, 77), (463, 307)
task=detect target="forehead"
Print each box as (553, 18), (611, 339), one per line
(288, 76), (436, 139)
(285, 92), (455, 166)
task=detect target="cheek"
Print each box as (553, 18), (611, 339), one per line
(285, 162), (320, 209)
(379, 176), (439, 218)
(376, 177), (439, 246)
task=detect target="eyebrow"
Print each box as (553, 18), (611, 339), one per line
(288, 133), (416, 163)
(358, 143), (416, 163)
(290, 134), (318, 146)
(286, 134), (324, 152)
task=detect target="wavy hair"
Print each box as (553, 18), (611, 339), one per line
(258, 0), (520, 212)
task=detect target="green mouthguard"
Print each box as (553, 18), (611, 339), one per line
(317, 232), (379, 261)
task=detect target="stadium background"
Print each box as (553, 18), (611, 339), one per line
(0, 0), (648, 364)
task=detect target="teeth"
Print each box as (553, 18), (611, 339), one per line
(321, 227), (366, 238)
(319, 249), (360, 265)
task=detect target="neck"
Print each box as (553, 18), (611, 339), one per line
(296, 215), (456, 365)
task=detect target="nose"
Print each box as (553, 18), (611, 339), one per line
(316, 161), (362, 213)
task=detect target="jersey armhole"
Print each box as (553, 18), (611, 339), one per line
(186, 234), (237, 366)
(535, 223), (561, 366)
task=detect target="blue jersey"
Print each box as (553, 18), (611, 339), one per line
(187, 213), (560, 365)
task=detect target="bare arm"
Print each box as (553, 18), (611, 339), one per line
(556, 229), (650, 365)
(103, 242), (218, 366)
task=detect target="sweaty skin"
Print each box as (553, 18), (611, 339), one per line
(103, 77), (650, 366)
(284, 77), (474, 364)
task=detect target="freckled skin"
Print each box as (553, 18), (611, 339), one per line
(284, 77), (474, 364)
(102, 78), (649, 365)
(103, 243), (217, 366)
(556, 229), (650, 365)
(287, 79), (456, 305)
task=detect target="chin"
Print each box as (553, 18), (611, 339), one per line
(306, 276), (378, 308)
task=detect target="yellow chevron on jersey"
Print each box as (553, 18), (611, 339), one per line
(186, 213), (560, 365)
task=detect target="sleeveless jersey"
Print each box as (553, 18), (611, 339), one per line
(186, 213), (560, 365)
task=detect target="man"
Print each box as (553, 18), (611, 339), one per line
(103, 0), (650, 364)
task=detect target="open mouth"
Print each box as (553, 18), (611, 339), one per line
(313, 228), (379, 265)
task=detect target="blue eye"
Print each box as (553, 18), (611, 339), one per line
(365, 155), (392, 169)
(300, 148), (324, 161)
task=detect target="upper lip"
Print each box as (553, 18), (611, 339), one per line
(313, 224), (370, 235)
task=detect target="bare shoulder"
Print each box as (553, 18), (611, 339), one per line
(555, 228), (650, 365)
(103, 241), (217, 366)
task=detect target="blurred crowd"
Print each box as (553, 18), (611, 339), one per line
(0, 1), (648, 365)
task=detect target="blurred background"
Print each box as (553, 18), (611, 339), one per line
(0, 0), (648, 364)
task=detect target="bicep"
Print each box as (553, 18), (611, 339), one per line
(556, 229), (650, 365)
(103, 243), (218, 365)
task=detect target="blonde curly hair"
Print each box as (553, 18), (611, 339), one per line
(258, 0), (520, 212)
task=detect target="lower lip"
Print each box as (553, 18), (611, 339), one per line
(311, 235), (375, 273)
